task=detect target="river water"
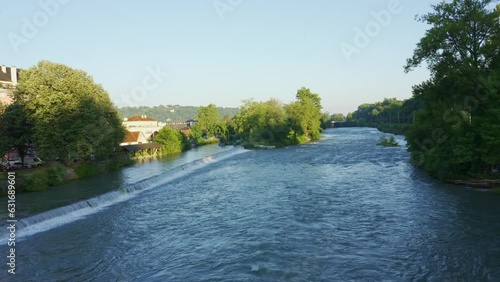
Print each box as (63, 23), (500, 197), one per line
(2, 128), (500, 281)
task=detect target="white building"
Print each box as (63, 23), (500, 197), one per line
(122, 115), (165, 139)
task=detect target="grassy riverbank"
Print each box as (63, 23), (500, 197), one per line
(0, 139), (223, 196)
(0, 156), (134, 196)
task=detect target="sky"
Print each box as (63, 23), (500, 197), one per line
(1, 0), (437, 114)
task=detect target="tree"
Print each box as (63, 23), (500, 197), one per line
(296, 87), (322, 111)
(285, 92), (322, 143)
(404, 0), (500, 178)
(231, 88), (324, 146)
(155, 126), (189, 155)
(13, 61), (125, 163)
(331, 113), (345, 122)
(189, 123), (203, 139)
(320, 112), (331, 129)
(0, 102), (34, 165)
(195, 104), (221, 137)
(233, 99), (288, 144)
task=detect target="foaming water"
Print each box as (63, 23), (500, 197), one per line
(4, 128), (500, 281)
(0, 147), (248, 244)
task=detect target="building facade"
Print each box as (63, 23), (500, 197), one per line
(0, 65), (21, 105)
(122, 115), (166, 139)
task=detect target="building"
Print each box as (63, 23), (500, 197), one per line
(122, 115), (165, 139)
(165, 118), (197, 136)
(120, 131), (149, 146)
(0, 65), (21, 105)
(165, 120), (189, 130)
(120, 130), (161, 157)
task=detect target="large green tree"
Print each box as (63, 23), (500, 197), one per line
(331, 113), (345, 122)
(0, 102), (34, 164)
(155, 126), (189, 155)
(13, 61), (125, 163)
(232, 87), (324, 146)
(404, 0), (500, 178)
(233, 99), (288, 144)
(195, 104), (221, 137)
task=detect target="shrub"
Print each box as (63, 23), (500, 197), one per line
(46, 165), (66, 186)
(74, 163), (98, 178)
(24, 171), (49, 192)
(377, 135), (399, 147)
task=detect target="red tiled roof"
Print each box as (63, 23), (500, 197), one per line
(126, 115), (157, 122)
(123, 131), (141, 143)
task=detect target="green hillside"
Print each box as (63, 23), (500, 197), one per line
(118, 105), (239, 122)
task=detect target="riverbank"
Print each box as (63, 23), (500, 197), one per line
(336, 126), (500, 190)
(0, 144), (235, 222)
(0, 156), (135, 196)
(0, 138), (226, 196)
(446, 179), (500, 189)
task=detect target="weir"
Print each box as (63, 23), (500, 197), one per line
(0, 147), (248, 244)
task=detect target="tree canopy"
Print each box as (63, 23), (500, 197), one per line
(194, 104), (221, 138)
(154, 126), (190, 155)
(404, 0), (500, 179)
(10, 60), (125, 163)
(230, 87), (325, 146)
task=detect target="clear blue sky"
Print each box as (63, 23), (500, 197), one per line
(1, 0), (436, 114)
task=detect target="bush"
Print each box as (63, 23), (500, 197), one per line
(155, 126), (191, 155)
(46, 165), (66, 186)
(106, 158), (134, 170)
(377, 135), (399, 147)
(24, 171), (49, 192)
(74, 163), (99, 178)
(196, 137), (219, 146)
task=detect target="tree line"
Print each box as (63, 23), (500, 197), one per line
(341, 97), (422, 126)
(118, 105), (239, 122)
(0, 60), (327, 167)
(165, 87), (327, 148)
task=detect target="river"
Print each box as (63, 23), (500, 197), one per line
(2, 128), (500, 281)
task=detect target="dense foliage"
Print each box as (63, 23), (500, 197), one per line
(2, 61), (125, 164)
(231, 87), (325, 146)
(377, 135), (399, 147)
(193, 104), (221, 138)
(0, 102), (33, 163)
(154, 126), (190, 155)
(404, 0), (500, 179)
(345, 97), (422, 126)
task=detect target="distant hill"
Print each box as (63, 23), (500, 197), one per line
(117, 105), (239, 122)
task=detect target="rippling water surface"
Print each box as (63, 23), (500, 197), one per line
(4, 128), (500, 281)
